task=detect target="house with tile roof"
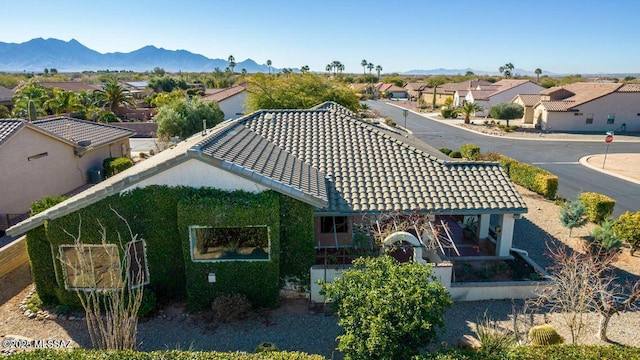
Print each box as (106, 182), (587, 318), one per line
(528, 82), (640, 132)
(202, 84), (247, 120)
(455, 79), (544, 116)
(374, 83), (408, 99)
(13, 81), (101, 93)
(511, 94), (543, 124)
(0, 117), (135, 231)
(422, 79), (492, 107)
(404, 82), (430, 101)
(7, 102), (533, 306)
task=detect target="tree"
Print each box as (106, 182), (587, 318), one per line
(156, 97), (224, 140)
(246, 73), (360, 112)
(428, 77), (446, 109)
(559, 198), (588, 237)
(375, 65), (383, 81)
(228, 55), (236, 73)
(613, 211), (640, 255)
(95, 80), (135, 115)
(459, 102), (484, 124)
(0, 105), (10, 118)
(321, 256), (452, 360)
(300, 65), (310, 74)
(11, 80), (47, 118)
(499, 63), (515, 78)
(266, 59), (272, 75)
(325, 64), (332, 74)
(367, 62), (374, 74)
(489, 103), (524, 126)
(153, 67), (166, 76)
(361, 59), (368, 75)
(587, 218), (622, 254)
(44, 88), (81, 116)
(535, 68), (542, 83)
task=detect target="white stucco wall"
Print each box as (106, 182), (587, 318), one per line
(476, 82), (544, 116)
(124, 158), (268, 193)
(541, 92), (640, 132)
(219, 92), (247, 120)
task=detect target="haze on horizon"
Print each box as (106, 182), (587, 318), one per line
(3, 0), (639, 75)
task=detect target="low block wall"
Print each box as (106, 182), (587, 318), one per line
(0, 236), (28, 277)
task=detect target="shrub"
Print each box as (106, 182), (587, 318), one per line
(439, 148), (453, 155)
(460, 144), (481, 160)
(528, 324), (565, 345)
(497, 124), (519, 132)
(580, 192), (616, 224)
(559, 197), (588, 237)
(98, 111), (120, 123)
(449, 151), (462, 158)
(211, 293), (251, 323)
(489, 103), (523, 126)
(9, 349), (325, 359)
(586, 218), (622, 253)
(441, 108), (459, 119)
(321, 256), (452, 360)
(613, 211), (640, 255)
(474, 312), (515, 356)
(103, 157), (134, 177)
(384, 118), (396, 126)
(255, 342), (279, 353)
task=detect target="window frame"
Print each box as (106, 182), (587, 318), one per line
(59, 244), (122, 291)
(320, 216), (349, 234)
(586, 113), (594, 124)
(607, 113), (615, 124)
(126, 239), (150, 288)
(189, 225), (271, 263)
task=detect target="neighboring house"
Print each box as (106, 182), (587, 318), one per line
(404, 82), (430, 101)
(202, 84), (247, 120)
(423, 80), (492, 107)
(7, 102), (528, 307)
(530, 82), (640, 132)
(0, 86), (14, 110)
(512, 94), (542, 124)
(120, 81), (152, 99)
(0, 117), (135, 230)
(374, 83), (408, 99)
(458, 79), (544, 116)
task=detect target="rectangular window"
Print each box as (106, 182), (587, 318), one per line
(320, 216), (349, 233)
(190, 226), (270, 261)
(59, 244), (122, 291)
(126, 240), (150, 288)
(607, 113), (615, 124)
(586, 113), (594, 124)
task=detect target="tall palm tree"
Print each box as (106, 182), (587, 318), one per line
(266, 59), (272, 75)
(535, 68), (542, 83)
(375, 65), (383, 81)
(332, 60), (342, 76)
(367, 62), (374, 74)
(95, 80), (135, 114)
(326, 64), (333, 74)
(228, 55), (236, 73)
(45, 88), (81, 116)
(361, 59), (368, 75)
(301, 65), (310, 74)
(338, 63), (345, 74)
(459, 102), (484, 124)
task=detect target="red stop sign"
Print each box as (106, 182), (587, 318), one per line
(605, 134), (614, 143)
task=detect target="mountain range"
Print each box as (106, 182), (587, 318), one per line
(0, 38), (273, 73)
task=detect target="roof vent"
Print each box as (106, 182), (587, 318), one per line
(77, 140), (91, 147)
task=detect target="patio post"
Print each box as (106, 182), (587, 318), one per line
(495, 214), (515, 257)
(478, 214), (490, 239)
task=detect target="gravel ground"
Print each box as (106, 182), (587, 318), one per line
(1, 185), (639, 357)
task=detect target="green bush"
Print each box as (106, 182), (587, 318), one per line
(493, 154), (558, 199)
(439, 148), (453, 155)
(385, 118), (396, 126)
(98, 111), (120, 123)
(460, 144), (481, 160)
(449, 151), (462, 158)
(580, 192), (616, 224)
(321, 256), (452, 360)
(103, 157), (133, 177)
(441, 108), (459, 119)
(9, 349), (325, 359)
(416, 345), (640, 359)
(613, 211), (640, 255)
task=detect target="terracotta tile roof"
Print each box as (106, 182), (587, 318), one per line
(201, 84), (246, 103)
(441, 80), (492, 92)
(33, 117), (135, 148)
(404, 82), (430, 91)
(468, 89), (496, 101)
(618, 84), (640, 92)
(6, 102), (528, 236)
(350, 83), (370, 91)
(0, 86), (14, 102)
(537, 82), (624, 112)
(0, 119), (24, 146)
(36, 82), (101, 92)
(513, 94), (542, 106)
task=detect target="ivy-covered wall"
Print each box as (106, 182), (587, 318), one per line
(25, 186), (314, 310)
(177, 191), (281, 309)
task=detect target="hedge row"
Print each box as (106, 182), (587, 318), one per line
(417, 345), (640, 360)
(488, 152), (558, 199)
(580, 192), (616, 224)
(7, 350), (324, 360)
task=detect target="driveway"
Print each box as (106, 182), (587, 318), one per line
(365, 100), (640, 217)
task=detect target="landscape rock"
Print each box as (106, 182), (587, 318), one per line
(457, 334), (482, 351)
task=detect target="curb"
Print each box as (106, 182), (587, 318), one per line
(579, 155), (640, 185)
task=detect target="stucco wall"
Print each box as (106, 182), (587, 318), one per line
(219, 92), (247, 120)
(125, 158), (269, 193)
(476, 82), (544, 116)
(542, 92), (640, 132)
(0, 128), (85, 214)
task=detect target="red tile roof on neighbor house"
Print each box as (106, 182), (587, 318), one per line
(33, 117), (135, 148)
(202, 84), (246, 103)
(537, 82), (639, 112)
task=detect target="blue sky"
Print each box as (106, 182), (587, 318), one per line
(3, 0), (639, 74)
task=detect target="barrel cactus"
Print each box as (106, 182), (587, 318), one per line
(255, 342), (278, 353)
(528, 324), (565, 345)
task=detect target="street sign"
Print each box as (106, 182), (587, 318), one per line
(605, 134), (614, 143)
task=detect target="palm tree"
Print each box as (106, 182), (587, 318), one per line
(338, 63), (345, 74)
(301, 65), (310, 73)
(500, 62), (514, 78)
(375, 65), (383, 81)
(326, 64), (332, 74)
(266, 59), (272, 75)
(45, 88), (81, 116)
(361, 59), (368, 75)
(535, 68), (542, 83)
(428, 77), (446, 108)
(228, 55), (236, 73)
(95, 80), (135, 114)
(367, 62), (374, 74)
(332, 60), (342, 76)
(459, 102), (484, 124)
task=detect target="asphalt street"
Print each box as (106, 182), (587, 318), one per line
(365, 100), (640, 217)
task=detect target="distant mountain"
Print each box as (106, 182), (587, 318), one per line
(0, 38), (274, 73)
